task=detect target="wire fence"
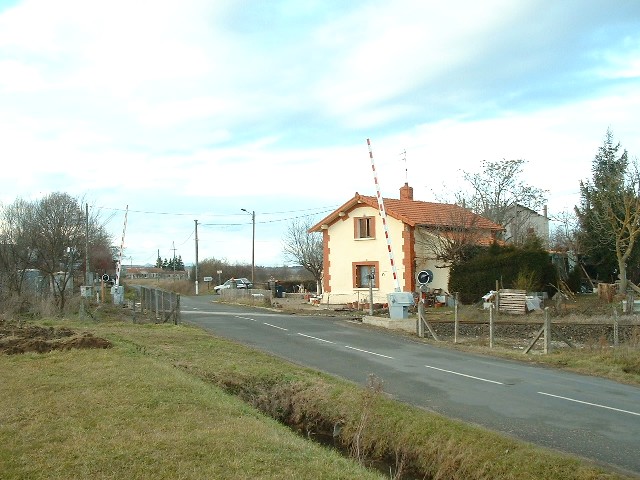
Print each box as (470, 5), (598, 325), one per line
(418, 302), (640, 353)
(135, 286), (181, 324)
(125, 284), (640, 353)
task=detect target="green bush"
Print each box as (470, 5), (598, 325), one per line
(449, 242), (557, 304)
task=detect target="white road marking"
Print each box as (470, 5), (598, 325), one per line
(236, 316), (257, 321)
(538, 391), (640, 416)
(181, 311), (275, 318)
(181, 310), (218, 314)
(425, 365), (504, 385)
(264, 322), (288, 331)
(345, 345), (394, 359)
(297, 333), (335, 344)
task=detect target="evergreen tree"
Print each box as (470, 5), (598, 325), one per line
(575, 129), (640, 291)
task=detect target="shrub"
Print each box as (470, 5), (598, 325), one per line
(449, 243), (557, 304)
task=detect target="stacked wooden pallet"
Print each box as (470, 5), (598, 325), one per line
(497, 289), (527, 315)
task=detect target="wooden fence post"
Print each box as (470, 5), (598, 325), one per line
(174, 293), (180, 325)
(613, 305), (619, 347)
(154, 289), (159, 322)
(454, 292), (459, 344)
(544, 307), (551, 354)
(489, 304), (494, 349)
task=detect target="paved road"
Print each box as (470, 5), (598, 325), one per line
(181, 296), (640, 476)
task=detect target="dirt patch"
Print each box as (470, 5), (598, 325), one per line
(0, 319), (112, 355)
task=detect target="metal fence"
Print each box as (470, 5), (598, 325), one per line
(417, 301), (640, 354)
(136, 286), (181, 324)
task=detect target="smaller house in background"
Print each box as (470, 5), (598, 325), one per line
(123, 266), (188, 281)
(503, 204), (549, 247)
(309, 183), (503, 306)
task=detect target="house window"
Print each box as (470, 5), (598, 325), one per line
(353, 262), (379, 288)
(354, 217), (375, 239)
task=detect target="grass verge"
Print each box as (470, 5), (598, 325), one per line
(0, 322), (383, 480)
(448, 342), (640, 387)
(1, 317), (637, 480)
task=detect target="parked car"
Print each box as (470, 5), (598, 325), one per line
(213, 277), (253, 293)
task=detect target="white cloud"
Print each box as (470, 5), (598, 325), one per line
(1, 0), (639, 266)
(0, 59), (49, 92)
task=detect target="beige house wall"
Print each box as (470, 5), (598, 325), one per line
(323, 205), (408, 305)
(413, 228), (450, 292)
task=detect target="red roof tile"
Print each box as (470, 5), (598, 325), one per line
(309, 192), (503, 233)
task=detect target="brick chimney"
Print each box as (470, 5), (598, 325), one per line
(399, 182), (413, 200)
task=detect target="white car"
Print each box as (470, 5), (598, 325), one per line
(213, 278), (253, 293)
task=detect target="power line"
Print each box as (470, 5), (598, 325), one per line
(199, 209), (334, 227)
(95, 204), (338, 218)
(95, 204), (335, 264)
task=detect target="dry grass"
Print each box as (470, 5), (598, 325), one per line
(75, 320), (634, 480)
(0, 321), (384, 480)
(3, 290), (635, 479)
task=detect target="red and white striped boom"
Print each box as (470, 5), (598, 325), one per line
(115, 205), (128, 287)
(367, 139), (401, 292)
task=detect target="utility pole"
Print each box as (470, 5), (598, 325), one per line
(81, 203), (90, 319)
(194, 220), (199, 295)
(241, 209), (255, 283)
(85, 203), (90, 286)
(250, 211), (255, 283)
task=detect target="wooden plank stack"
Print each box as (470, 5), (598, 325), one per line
(498, 289), (527, 315)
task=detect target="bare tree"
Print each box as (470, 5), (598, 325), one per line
(594, 176), (640, 293)
(27, 193), (88, 310)
(0, 193), (113, 311)
(548, 210), (581, 281)
(283, 218), (323, 293)
(415, 204), (490, 268)
(0, 198), (34, 295)
(462, 159), (548, 244)
(549, 211), (579, 252)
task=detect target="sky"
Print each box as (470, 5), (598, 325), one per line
(1, 0), (639, 268)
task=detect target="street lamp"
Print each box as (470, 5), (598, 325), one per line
(241, 208), (255, 283)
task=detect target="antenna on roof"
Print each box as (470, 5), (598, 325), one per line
(400, 149), (407, 182)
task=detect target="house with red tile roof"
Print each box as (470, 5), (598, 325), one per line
(308, 183), (503, 306)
